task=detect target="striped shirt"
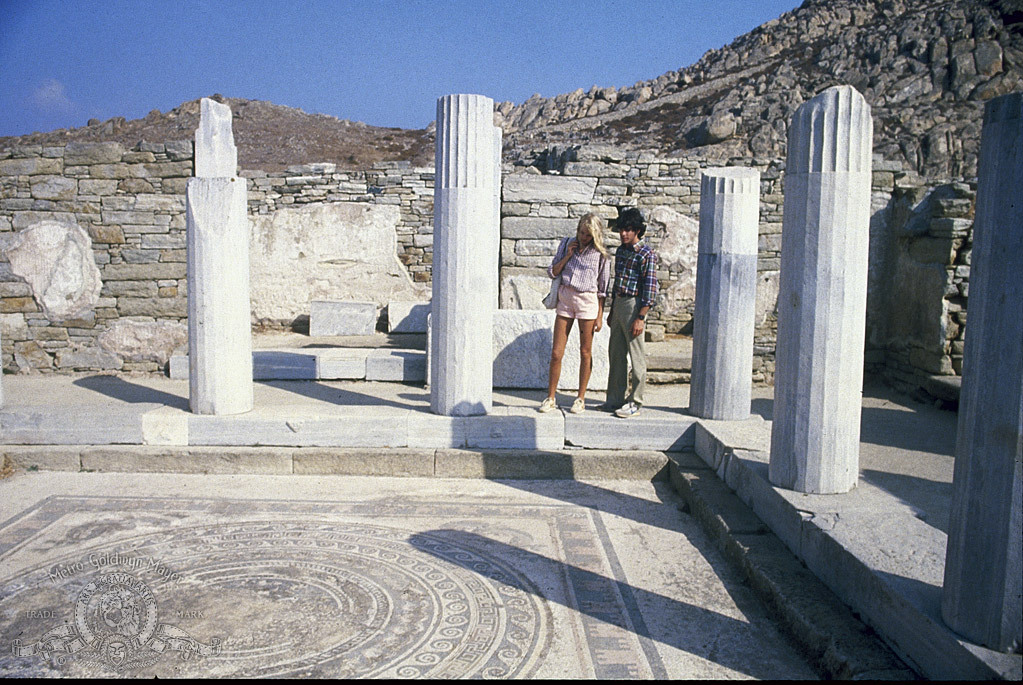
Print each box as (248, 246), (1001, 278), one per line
(548, 237), (610, 296)
(612, 242), (658, 308)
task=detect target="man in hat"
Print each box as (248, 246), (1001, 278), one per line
(605, 207), (658, 418)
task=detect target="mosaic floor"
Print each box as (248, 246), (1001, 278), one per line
(0, 473), (816, 678)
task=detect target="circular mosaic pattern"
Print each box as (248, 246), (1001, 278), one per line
(1, 521), (551, 678)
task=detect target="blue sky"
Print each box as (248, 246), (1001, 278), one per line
(1, 0), (799, 137)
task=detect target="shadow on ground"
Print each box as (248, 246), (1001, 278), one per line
(73, 375), (188, 410)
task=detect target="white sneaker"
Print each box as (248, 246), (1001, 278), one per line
(538, 396), (557, 413)
(570, 398), (586, 414)
(614, 402), (641, 418)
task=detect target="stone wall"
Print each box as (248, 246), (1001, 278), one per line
(0, 140), (972, 394)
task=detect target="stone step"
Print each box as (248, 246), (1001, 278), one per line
(171, 345), (690, 384)
(170, 348), (426, 382)
(0, 404), (697, 453)
(1, 444), (672, 481)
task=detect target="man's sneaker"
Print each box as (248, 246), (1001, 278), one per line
(615, 402), (641, 418)
(538, 396), (557, 413)
(570, 398), (586, 414)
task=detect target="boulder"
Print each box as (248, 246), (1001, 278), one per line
(3, 220), (102, 322)
(97, 319), (187, 364)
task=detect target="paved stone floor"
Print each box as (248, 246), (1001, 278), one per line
(0, 472), (818, 679)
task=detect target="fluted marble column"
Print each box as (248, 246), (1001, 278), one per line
(690, 167), (760, 420)
(941, 92), (1022, 652)
(430, 94), (500, 416)
(187, 98), (253, 415)
(769, 85), (873, 494)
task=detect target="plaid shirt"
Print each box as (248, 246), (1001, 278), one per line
(548, 237), (610, 295)
(612, 242), (658, 309)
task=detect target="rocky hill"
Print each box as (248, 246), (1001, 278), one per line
(498, 0), (1023, 180)
(0, 97), (435, 172)
(3, 0), (1020, 180)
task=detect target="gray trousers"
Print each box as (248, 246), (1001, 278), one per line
(607, 296), (646, 407)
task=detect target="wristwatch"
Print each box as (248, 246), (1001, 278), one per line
(636, 315), (646, 321)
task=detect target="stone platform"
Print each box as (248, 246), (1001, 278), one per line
(0, 374), (1019, 680)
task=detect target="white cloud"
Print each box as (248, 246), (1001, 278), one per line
(30, 78), (75, 113)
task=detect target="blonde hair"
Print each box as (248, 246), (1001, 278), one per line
(577, 213), (608, 257)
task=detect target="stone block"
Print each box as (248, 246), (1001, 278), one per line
(102, 263), (186, 280)
(55, 347), (123, 369)
(187, 411), (408, 447)
(169, 354), (188, 379)
(96, 320), (187, 365)
(499, 268), (551, 310)
(432, 449), (664, 479)
(81, 446), (291, 474)
(1, 407), (140, 444)
(293, 448), (433, 476)
(87, 163), (131, 179)
(29, 175), (76, 200)
(565, 411), (697, 451)
(365, 350), (426, 381)
(5, 219), (102, 322)
(87, 225), (125, 244)
(195, 98), (237, 177)
(407, 412), (466, 448)
(141, 407), (189, 446)
(501, 216), (578, 239)
(309, 300), (377, 336)
(250, 202), (425, 323)
(492, 309), (610, 390)
(387, 301), (430, 333)
(117, 297), (187, 317)
(0, 157), (62, 176)
(502, 174), (597, 203)
(64, 141), (125, 165)
(164, 140), (193, 160)
(252, 350), (317, 380)
(316, 350), (367, 379)
(562, 161), (628, 177)
(464, 407), (564, 450)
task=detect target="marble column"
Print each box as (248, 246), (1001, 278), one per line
(430, 94), (499, 416)
(941, 92), (1022, 652)
(690, 167), (760, 420)
(491, 125), (503, 309)
(187, 98), (253, 415)
(769, 85), (873, 494)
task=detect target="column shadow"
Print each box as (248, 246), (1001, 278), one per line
(409, 528), (815, 680)
(72, 375), (188, 410)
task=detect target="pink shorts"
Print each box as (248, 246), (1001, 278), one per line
(555, 284), (600, 320)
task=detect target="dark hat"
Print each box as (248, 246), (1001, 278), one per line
(617, 207), (646, 236)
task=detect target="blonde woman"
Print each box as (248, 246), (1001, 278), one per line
(539, 213), (610, 414)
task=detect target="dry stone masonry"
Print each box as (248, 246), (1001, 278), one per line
(769, 86), (874, 495)
(0, 134), (981, 400)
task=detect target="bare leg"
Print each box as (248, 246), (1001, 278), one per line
(546, 316), (574, 399)
(577, 318), (596, 399)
